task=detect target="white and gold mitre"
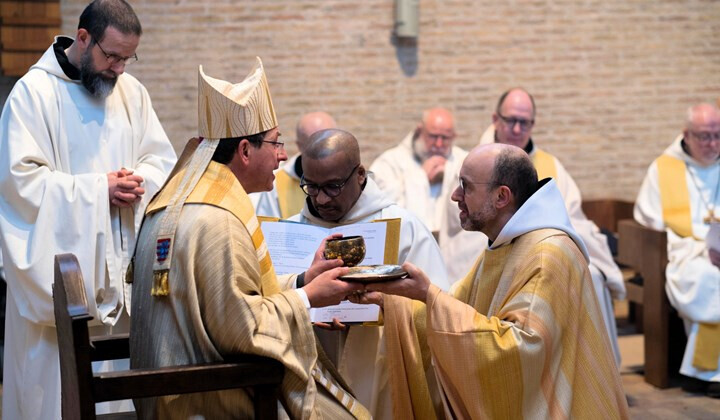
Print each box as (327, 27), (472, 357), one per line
(198, 57), (278, 139)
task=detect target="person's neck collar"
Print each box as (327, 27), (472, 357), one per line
(53, 36), (80, 80)
(294, 154), (304, 178)
(524, 138), (534, 154)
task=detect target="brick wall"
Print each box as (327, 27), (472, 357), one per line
(59, 0), (720, 201)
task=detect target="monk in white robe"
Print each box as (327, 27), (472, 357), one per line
(370, 108), (467, 235)
(130, 60), (370, 419)
(357, 144), (629, 419)
(634, 103), (720, 387)
(252, 111), (337, 218)
(440, 88), (625, 365)
(0, 2), (176, 418)
(289, 129), (449, 419)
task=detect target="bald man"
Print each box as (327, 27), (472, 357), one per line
(370, 108), (467, 235)
(252, 111), (337, 218)
(289, 129), (449, 419)
(356, 144), (628, 419)
(440, 88), (626, 366)
(635, 103), (720, 393)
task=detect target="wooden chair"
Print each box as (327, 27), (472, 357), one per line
(53, 253), (284, 419)
(616, 220), (686, 389)
(581, 199), (635, 235)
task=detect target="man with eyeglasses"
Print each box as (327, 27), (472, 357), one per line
(353, 143), (629, 419)
(252, 111), (337, 218)
(370, 108), (467, 236)
(130, 61), (371, 419)
(440, 87), (626, 366)
(635, 103), (720, 395)
(289, 128), (449, 419)
(0, 1), (176, 418)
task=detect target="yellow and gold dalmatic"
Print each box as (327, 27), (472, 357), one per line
(384, 229), (629, 419)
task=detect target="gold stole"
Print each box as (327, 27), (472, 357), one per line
(147, 161), (279, 295)
(656, 155), (693, 238)
(275, 170), (307, 219)
(656, 155), (720, 371)
(532, 148), (557, 180)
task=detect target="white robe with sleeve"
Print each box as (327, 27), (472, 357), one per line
(289, 177), (449, 419)
(369, 131), (467, 233)
(439, 124), (625, 365)
(634, 135), (720, 382)
(0, 38), (176, 419)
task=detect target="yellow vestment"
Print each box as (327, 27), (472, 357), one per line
(384, 228), (629, 419)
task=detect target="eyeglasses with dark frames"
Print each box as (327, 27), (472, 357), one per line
(301, 165), (360, 198)
(261, 140), (285, 150)
(690, 131), (720, 143)
(497, 113), (534, 131)
(94, 39), (138, 66)
(458, 177), (494, 194)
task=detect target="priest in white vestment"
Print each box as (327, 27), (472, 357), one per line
(289, 128), (449, 419)
(370, 108), (467, 236)
(635, 103), (720, 390)
(252, 111), (337, 218)
(0, 2), (176, 418)
(439, 88), (625, 365)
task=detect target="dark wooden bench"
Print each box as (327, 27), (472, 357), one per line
(53, 253), (284, 419)
(616, 220), (686, 389)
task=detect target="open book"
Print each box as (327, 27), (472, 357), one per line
(260, 218), (401, 322)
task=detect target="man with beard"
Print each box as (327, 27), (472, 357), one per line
(440, 88), (626, 365)
(355, 144), (629, 419)
(289, 129), (449, 419)
(370, 108), (467, 236)
(0, 0), (176, 418)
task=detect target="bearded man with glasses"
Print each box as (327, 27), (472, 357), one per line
(440, 87), (627, 368)
(289, 128), (449, 419)
(370, 108), (467, 237)
(635, 103), (720, 395)
(0, 1), (177, 418)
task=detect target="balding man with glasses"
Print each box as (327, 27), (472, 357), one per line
(635, 103), (720, 395)
(440, 88), (626, 367)
(289, 128), (449, 419)
(370, 108), (468, 237)
(0, 1), (177, 417)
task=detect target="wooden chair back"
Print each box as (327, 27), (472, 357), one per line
(53, 253), (284, 419)
(617, 220), (686, 389)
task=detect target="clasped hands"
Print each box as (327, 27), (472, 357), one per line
(302, 234), (430, 330)
(107, 168), (145, 208)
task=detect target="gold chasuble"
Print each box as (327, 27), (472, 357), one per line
(384, 229), (628, 419)
(655, 154), (720, 371)
(133, 162), (369, 419)
(276, 169), (307, 219)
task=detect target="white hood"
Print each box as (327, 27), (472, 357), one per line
(492, 178), (590, 262)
